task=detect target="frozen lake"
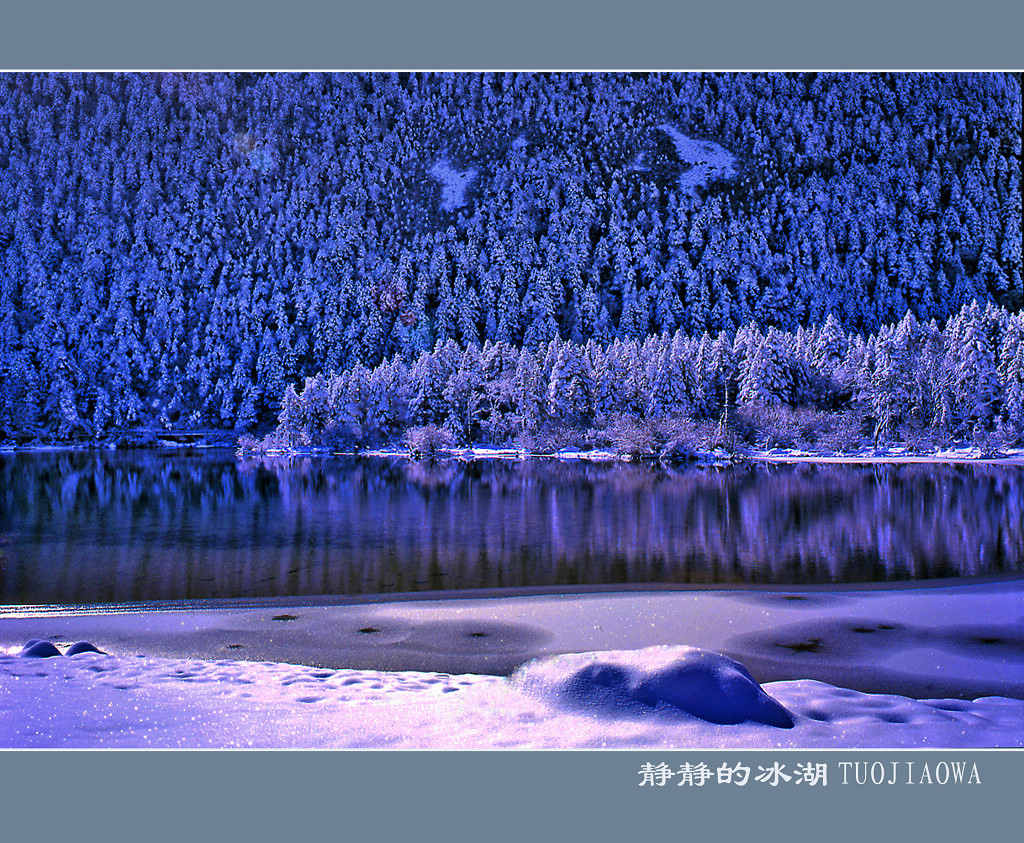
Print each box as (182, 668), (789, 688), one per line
(2, 451), (1023, 606)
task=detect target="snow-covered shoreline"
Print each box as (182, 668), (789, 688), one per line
(750, 446), (1024, 465)
(3, 580), (1022, 748)
(6, 439), (1024, 466)
(237, 444), (1024, 466)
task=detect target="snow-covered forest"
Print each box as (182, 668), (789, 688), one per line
(266, 302), (1024, 453)
(0, 73), (1020, 443)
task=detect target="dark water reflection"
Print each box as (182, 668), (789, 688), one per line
(1, 451), (1022, 605)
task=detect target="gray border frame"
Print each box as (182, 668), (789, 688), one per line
(1, 750), (1021, 842)
(1, 0), (1023, 70)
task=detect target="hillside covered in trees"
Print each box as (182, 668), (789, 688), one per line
(0, 72), (1020, 444)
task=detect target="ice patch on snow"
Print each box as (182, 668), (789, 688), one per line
(429, 158), (478, 211)
(657, 124), (736, 195)
(513, 646), (793, 727)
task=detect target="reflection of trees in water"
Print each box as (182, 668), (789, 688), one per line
(2, 452), (1023, 604)
(0, 531), (8, 595)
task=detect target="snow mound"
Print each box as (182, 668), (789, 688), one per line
(20, 640), (62, 658)
(513, 646), (793, 727)
(65, 641), (106, 656)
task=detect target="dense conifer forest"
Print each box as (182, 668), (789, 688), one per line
(0, 73), (1020, 449)
(265, 302), (1024, 455)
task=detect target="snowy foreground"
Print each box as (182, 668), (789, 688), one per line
(3, 581), (1022, 748)
(2, 643), (1022, 749)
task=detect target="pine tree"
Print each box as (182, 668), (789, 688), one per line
(511, 349), (543, 437)
(547, 342), (593, 428)
(738, 330), (792, 410)
(443, 348), (484, 443)
(278, 383), (305, 446)
(950, 302), (1002, 431)
(408, 352), (445, 427)
(0, 74), (1019, 439)
(999, 318), (1024, 436)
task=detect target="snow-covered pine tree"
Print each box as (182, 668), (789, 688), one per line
(443, 347), (485, 443)
(738, 329), (792, 410)
(547, 341), (593, 428)
(511, 348), (543, 437)
(998, 314), (1024, 435)
(948, 301), (1002, 432)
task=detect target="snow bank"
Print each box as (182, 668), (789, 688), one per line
(2, 646), (1022, 749)
(753, 447), (1024, 465)
(239, 442), (1024, 466)
(4, 580), (1022, 699)
(513, 646), (793, 727)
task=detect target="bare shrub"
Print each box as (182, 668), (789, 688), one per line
(815, 412), (867, 455)
(405, 425), (454, 460)
(737, 406), (843, 451)
(602, 415), (657, 460)
(514, 426), (574, 454)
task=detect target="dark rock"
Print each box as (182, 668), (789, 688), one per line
(20, 640), (62, 658)
(66, 641), (107, 656)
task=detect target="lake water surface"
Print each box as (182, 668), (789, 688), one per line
(2, 451), (1022, 606)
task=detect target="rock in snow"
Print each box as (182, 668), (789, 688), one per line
(513, 646), (794, 727)
(65, 641), (106, 656)
(17, 639), (107, 657)
(19, 640), (63, 658)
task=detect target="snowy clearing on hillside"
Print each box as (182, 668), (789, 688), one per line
(2, 645), (1021, 749)
(429, 158), (477, 210)
(657, 124), (737, 194)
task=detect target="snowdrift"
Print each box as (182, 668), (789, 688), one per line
(513, 646), (793, 727)
(3, 639), (1022, 748)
